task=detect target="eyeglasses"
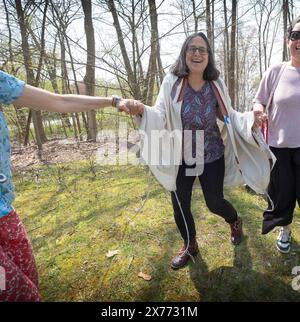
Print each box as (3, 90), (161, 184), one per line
(187, 46), (209, 55)
(289, 31), (300, 41)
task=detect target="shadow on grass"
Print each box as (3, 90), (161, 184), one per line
(189, 235), (300, 301)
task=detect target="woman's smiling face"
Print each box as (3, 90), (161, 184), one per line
(288, 22), (300, 64)
(185, 36), (209, 76)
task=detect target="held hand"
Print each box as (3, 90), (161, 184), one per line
(252, 103), (267, 128)
(117, 99), (130, 113)
(119, 99), (144, 116)
(253, 110), (267, 128)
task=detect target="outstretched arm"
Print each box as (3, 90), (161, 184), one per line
(15, 84), (119, 113)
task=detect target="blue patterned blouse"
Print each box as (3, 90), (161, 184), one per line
(181, 81), (224, 164)
(0, 70), (25, 217)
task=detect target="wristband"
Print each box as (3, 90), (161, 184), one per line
(112, 95), (122, 109)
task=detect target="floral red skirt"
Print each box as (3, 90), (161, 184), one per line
(0, 210), (41, 301)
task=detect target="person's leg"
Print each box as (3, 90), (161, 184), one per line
(276, 226), (292, 253)
(0, 245), (41, 302)
(262, 147), (296, 235)
(0, 210), (41, 301)
(171, 163), (197, 242)
(276, 147), (300, 254)
(199, 155), (243, 245)
(293, 147), (300, 210)
(199, 156), (237, 222)
(170, 163), (198, 269)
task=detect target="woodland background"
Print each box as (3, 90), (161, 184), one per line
(1, 0), (299, 150)
(1, 0), (300, 301)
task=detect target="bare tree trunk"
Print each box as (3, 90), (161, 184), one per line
(144, 0), (159, 105)
(58, 33), (72, 133)
(81, 0), (97, 141)
(34, 0), (49, 143)
(228, 0), (237, 107)
(192, 0), (198, 32)
(223, 0), (230, 85)
(15, 0), (47, 151)
(64, 33), (83, 140)
(235, 21), (239, 111)
(3, 0), (16, 75)
(255, 2), (264, 78)
(153, 0), (165, 85)
(282, 0), (289, 61)
(47, 35), (60, 94)
(206, 0), (212, 47)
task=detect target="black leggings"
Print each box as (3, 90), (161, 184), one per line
(262, 147), (300, 234)
(171, 155), (238, 242)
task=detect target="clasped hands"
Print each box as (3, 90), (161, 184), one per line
(253, 103), (267, 128)
(118, 99), (144, 116)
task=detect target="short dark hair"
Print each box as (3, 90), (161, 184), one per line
(286, 15), (300, 38)
(170, 32), (220, 81)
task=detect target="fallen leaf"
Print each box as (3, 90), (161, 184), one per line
(138, 272), (152, 281)
(106, 250), (119, 258)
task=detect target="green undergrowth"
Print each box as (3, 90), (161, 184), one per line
(13, 161), (300, 302)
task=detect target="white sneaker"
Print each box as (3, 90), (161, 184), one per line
(276, 227), (291, 254)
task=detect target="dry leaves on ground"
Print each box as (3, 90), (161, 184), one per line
(138, 271), (152, 281)
(106, 249), (119, 258)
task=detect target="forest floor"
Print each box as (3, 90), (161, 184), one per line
(11, 140), (300, 302)
(11, 138), (121, 170)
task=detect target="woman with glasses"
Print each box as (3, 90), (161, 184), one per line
(123, 32), (274, 269)
(253, 16), (300, 254)
(0, 70), (141, 301)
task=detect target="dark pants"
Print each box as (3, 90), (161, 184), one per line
(262, 147), (300, 234)
(171, 155), (238, 242)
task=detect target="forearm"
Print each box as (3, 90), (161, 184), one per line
(15, 84), (114, 113)
(54, 95), (114, 113)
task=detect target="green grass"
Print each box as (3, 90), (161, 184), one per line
(13, 161), (300, 302)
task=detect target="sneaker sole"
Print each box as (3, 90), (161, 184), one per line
(171, 263), (188, 270)
(276, 244), (290, 254)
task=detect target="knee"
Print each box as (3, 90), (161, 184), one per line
(172, 193), (191, 211)
(205, 195), (224, 214)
